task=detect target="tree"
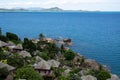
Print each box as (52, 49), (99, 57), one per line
(15, 66), (44, 80)
(0, 27), (2, 36)
(7, 53), (24, 68)
(64, 50), (75, 60)
(37, 52), (49, 60)
(6, 32), (20, 41)
(60, 44), (65, 54)
(23, 38), (36, 55)
(0, 35), (8, 42)
(0, 67), (9, 79)
(53, 68), (65, 77)
(39, 33), (45, 41)
(0, 51), (9, 61)
(44, 43), (60, 59)
(97, 70), (111, 80)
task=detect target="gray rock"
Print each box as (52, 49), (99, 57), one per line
(81, 75), (97, 80)
(107, 74), (120, 80)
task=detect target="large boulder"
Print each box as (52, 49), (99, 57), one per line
(107, 74), (120, 80)
(84, 59), (100, 70)
(81, 75), (97, 80)
(62, 69), (71, 77)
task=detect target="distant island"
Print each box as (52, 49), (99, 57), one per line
(0, 7), (100, 12)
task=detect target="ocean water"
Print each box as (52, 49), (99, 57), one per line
(0, 12), (120, 75)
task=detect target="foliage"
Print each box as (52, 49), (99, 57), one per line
(37, 52), (49, 60)
(64, 50), (75, 60)
(0, 51), (9, 60)
(0, 67), (9, 79)
(15, 66), (44, 80)
(7, 53), (24, 68)
(68, 74), (81, 80)
(69, 68), (81, 75)
(44, 42), (60, 59)
(52, 67), (65, 77)
(6, 32), (20, 41)
(83, 69), (100, 77)
(23, 38), (36, 55)
(0, 35), (8, 42)
(58, 76), (68, 80)
(0, 27), (2, 36)
(39, 33), (45, 41)
(0, 28), (8, 42)
(60, 44), (65, 54)
(97, 70), (111, 80)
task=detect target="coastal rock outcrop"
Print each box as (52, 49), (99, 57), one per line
(84, 59), (100, 71)
(81, 75), (97, 80)
(107, 74), (120, 80)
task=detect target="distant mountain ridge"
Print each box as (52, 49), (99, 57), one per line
(0, 7), (93, 12)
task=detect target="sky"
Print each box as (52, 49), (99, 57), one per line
(0, 0), (120, 11)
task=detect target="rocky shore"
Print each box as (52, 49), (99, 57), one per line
(0, 32), (119, 80)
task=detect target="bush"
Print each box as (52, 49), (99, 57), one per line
(0, 51), (9, 60)
(15, 66), (44, 80)
(7, 54), (24, 68)
(97, 70), (111, 80)
(0, 67), (9, 79)
(0, 35), (8, 42)
(68, 74), (81, 80)
(39, 33), (45, 41)
(64, 50), (75, 60)
(23, 38), (36, 54)
(38, 52), (49, 60)
(58, 76), (68, 80)
(6, 32), (20, 41)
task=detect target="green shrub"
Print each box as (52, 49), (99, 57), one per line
(7, 54), (24, 68)
(97, 70), (111, 80)
(15, 66), (44, 80)
(59, 76), (68, 80)
(38, 52), (49, 60)
(64, 50), (75, 60)
(68, 74), (81, 80)
(0, 35), (8, 42)
(0, 67), (9, 79)
(6, 32), (20, 41)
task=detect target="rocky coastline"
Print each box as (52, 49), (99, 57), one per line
(0, 32), (119, 80)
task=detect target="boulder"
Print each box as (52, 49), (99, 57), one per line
(107, 74), (120, 80)
(81, 75), (97, 80)
(84, 59), (100, 70)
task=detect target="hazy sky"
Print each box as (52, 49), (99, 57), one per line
(0, 0), (120, 11)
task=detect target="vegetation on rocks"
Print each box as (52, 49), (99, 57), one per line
(15, 66), (44, 80)
(0, 29), (119, 80)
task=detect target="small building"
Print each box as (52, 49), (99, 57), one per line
(48, 60), (60, 68)
(13, 44), (23, 52)
(34, 59), (54, 78)
(43, 38), (54, 43)
(7, 41), (15, 46)
(8, 44), (23, 52)
(31, 39), (39, 44)
(18, 51), (31, 58)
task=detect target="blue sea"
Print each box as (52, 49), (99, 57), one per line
(0, 12), (120, 75)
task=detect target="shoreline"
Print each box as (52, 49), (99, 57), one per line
(0, 31), (119, 80)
